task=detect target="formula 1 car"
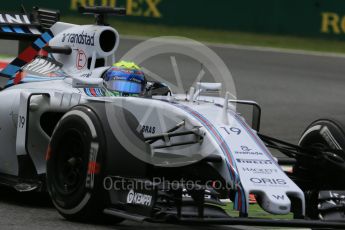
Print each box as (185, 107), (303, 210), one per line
(0, 5), (344, 229)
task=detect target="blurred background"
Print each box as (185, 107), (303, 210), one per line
(1, 0), (345, 53)
(0, 2), (344, 229)
(0, 0), (345, 144)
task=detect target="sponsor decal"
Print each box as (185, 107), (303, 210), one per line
(71, 0), (163, 18)
(236, 158), (272, 164)
(80, 72), (92, 78)
(62, 31), (95, 46)
(76, 49), (87, 70)
(235, 145), (263, 156)
(141, 125), (156, 134)
(182, 190), (211, 199)
(127, 189), (152, 206)
(0, 14), (31, 24)
(242, 167), (278, 174)
(220, 126), (241, 135)
(321, 12), (345, 35)
(320, 126), (342, 150)
(86, 142), (99, 189)
(114, 75), (143, 83)
(272, 194), (285, 200)
(250, 177), (287, 185)
(329, 191), (345, 199)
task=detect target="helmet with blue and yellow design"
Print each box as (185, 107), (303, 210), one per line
(104, 61), (146, 96)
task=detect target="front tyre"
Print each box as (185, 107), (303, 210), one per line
(46, 106), (123, 224)
(296, 118), (345, 220)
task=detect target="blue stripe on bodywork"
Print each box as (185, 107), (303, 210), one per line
(169, 102), (247, 213)
(34, 38), (46, 49)
(85, 88), (92, 96)
(173, 103), (239, 180)
(22, 77), (65, 82)
(13, 26), (25, 34)
(1, 26), (12, 33)
(95, 88), (103, 96)
(215, 103), (281, 168)
(41, 32), (53, 43)
(1, 30), (54, 86)
(2, 64), (20, 76)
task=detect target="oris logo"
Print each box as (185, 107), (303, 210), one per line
(126, 189), (152, 206)
(250, 178), (287, 185)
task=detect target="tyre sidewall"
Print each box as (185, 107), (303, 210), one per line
(299, 119), (345, 156)
(46, 107), (107, 218)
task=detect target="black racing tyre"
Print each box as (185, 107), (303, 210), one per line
(46, 105), (124, 224)
(296, 118), (345, 220)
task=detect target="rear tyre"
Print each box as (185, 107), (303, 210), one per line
(295, 118), (345, 220)
(46, 105), (124, 224)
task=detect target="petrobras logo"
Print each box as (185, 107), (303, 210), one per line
(61, 31), (95, 46)
(242, 167), (278, 174)
(250, 177), (287, 185)
(126, 189), (152, 206)
(236, 158), (272, 164)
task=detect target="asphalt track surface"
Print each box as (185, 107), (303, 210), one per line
(1, 37), (344, 229)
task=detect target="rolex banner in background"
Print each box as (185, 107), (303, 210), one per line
(2, 0), (345, 40)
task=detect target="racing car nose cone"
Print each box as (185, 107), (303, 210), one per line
(259, 191), (291, 215)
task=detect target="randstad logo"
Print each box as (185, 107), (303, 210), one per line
(321, 12), (345, 34)
(71, 0), (162, 18)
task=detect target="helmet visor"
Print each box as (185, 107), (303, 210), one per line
(106, 79), (143, 94)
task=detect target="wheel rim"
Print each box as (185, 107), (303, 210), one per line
(55, 129), (87, 196)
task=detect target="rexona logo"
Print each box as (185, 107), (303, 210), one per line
(62, 31), (95, 46)
(126, 189), (152, 206)
(236, 159), (272, 164)
(250, 178), (287, 185)
(0, 14), (31, 25)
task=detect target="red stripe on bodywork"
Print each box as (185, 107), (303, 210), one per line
(45, 145), (52, 161)
(88, 161), (100, 174)
(38, 49), (48, 57)
(13, 71), (25, 85)
(0, 61), (8, 69)
(90, 88), (97, 96)
(18, 46), (38, 63)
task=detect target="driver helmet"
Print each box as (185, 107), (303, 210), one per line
(104, 61), (146, 96)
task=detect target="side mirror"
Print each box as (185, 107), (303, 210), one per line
(72, 77), (104, 88)
(193, 82), (222, 101)
(196, 82), (222, 91)
(146, 81), (172, 96)
(229, 100), (262, 132)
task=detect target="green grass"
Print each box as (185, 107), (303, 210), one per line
(0, 54), (13, 59)
(62, 16), (345, 54)
(224, 203), (293, 220)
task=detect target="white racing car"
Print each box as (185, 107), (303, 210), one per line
(0, 4), (343, 229)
